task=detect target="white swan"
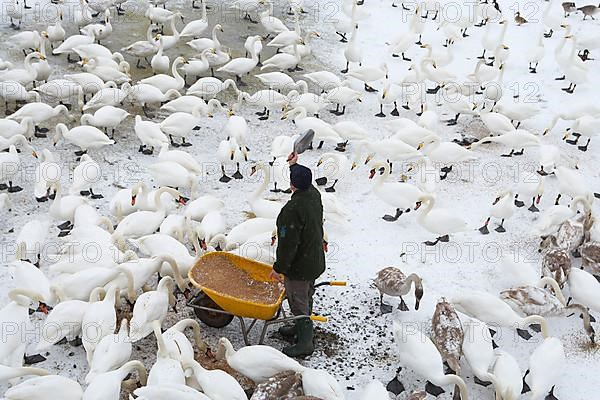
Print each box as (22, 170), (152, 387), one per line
(85, 319), (132, 384)
(523, 337), (565, 400)
(148, 320), (186, 386)
(392, 321), (469, 399)
(140, 56), (188, 93)
(129, 276), (176, 342)
(248, 162), (285, 218)
(217, 337), (304, 383)
(83, 360), (147, 400)
(80, 105), (129, 138)
(183, 358), (248, 400)
(5, 375), (83, 400)
(81, 286), (118, 364)
(54, 123), (114, 155)
(452, 292), (550, 339)
(415, 194), (468, 245)
(479, 190), (515, 234)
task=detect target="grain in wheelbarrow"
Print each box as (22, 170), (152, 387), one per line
(192, 254), (283, 305)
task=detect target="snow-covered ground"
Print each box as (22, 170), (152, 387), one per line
(0, 0), (599, 398)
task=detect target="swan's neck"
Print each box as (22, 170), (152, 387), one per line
(436, 374), (469, 400)
(522, 315), (549, 338)
(171, 60), (184, 85)
(538, 276), (566, 305)
(253, 165), (270, 199)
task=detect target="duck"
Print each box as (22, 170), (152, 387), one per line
(415, 194), (468, 245)
(216, 337), (304, 383)
(452, 292), (550, 340)
(392, 321), (469, 399)
(83, 82), (132, 111)
(129, 276), (176, 342)
(115, 188), (184, 239)
(5, 375), (83, 400)
(80, 105), (129, 138)
(160, 105), (208, 147)
(373, 266), (423, 313)
(148, 320), (186, 386)
(522, 337), (565, 400)
(479, 191), (515, 234)
(187, 77), (238, 99)
(431, 298), (464, 375)
(54, 123), (114, 156)
(368, 162), (424, 221)
(183, 358), (248, 400)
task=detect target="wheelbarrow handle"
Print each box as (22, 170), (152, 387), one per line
(310, 315), (328, 323)
(315, 281), (347, 288)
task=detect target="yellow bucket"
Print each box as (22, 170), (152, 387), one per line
(189, 252), (286, 321)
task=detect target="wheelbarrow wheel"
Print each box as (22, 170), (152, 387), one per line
(193, 292), (234, 328)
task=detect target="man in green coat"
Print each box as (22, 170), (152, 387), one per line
(270, 152), (326, 357)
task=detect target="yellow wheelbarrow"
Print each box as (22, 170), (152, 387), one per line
(187, 252), (345, 345)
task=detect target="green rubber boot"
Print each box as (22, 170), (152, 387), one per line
(282, 318), (314, 357)
(278, 324), (297, 338)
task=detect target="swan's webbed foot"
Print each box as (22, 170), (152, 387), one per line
(382, 208), (402, 222)
(380, 303), (393, 314)
(529, 323), (541, 333)
(425, 381), (445, 397)
(474, 376), (492, 387)
(386, 375), (405, 395)
(516, 328), (533, 340)
(398, 297), (409, 311)
(315, 177), (327, 186)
